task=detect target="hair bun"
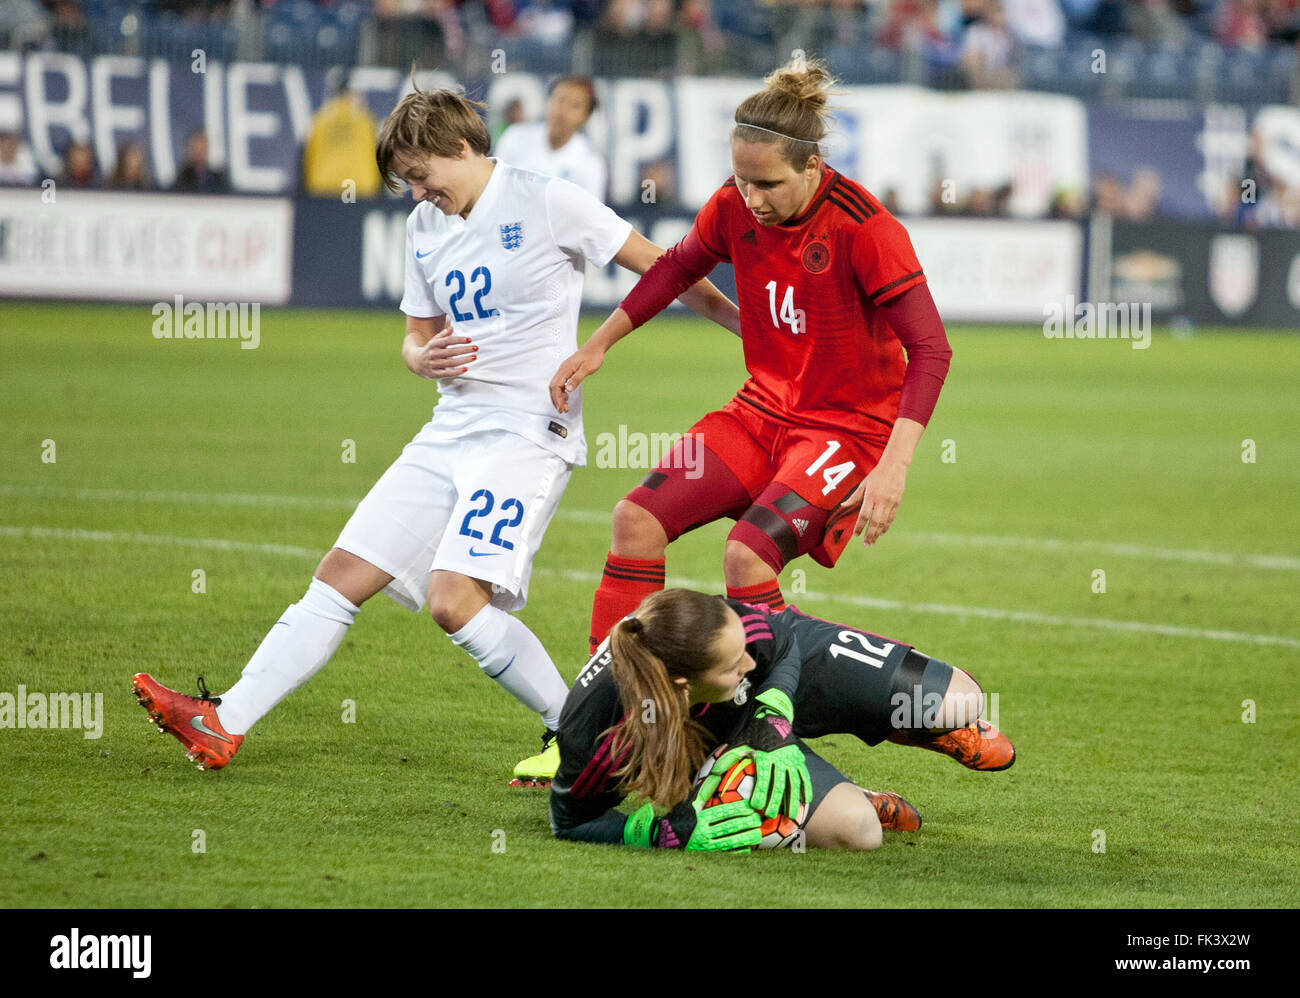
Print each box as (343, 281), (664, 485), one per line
(623, 614), (643, 635)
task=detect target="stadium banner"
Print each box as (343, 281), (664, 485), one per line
(295, 198), (727, 309)
(906, 218), (1083, 322)
(0, 188), (293, 302)
(675, 80), (1090, 217)
(292, 198), (1078, 317)
(1088, 101), (1300, 222)
(4, 53), (1082, 215)
(1105, 218), (1300, 327)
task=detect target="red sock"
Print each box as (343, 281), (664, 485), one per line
(726, 579), (786, 613)
(589, 553), (666, 655)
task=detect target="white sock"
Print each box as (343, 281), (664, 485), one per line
(448, 604), (567, 729)
(216, 578), (360, 735)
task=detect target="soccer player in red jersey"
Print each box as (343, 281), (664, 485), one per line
(550, 57), (954, 654)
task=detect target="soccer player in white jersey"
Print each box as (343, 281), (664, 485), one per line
(133, 83), (740, 783)
(494, 76), (606, 200)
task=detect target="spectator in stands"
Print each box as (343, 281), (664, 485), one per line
(60, 140), (99, 188)
(494, 75), (607, 200)
(602, 0), (676, 34)
(515, 0), (576, 44)
(960, 0), (1019, 86)
(1124, 167), (1163, 220)
(0, 131), (39, 187)
(373, 0), (465, 63)
(1002, 0), (1066, 47)
(1091, 172), (1125, 214)
(1233, 128), (1300, 227)
(111, 142), (152, 191)
(595, 0), (678, 73)
(302, 86), (382, 198)
(1216, 0), (1270, 50)
(493, 98), (526, 144)
(1049, 187), (1087, 218)
(1128, 0), (1193, 46)
(173, 130), (229, 193)
(1265, 0), (1300, 42)
(878, 0), (959, 58)
(0, 0), (50, 50)
(1058, 0), (1127, 34)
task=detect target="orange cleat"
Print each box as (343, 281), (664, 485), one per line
(863, 789), (922, 831)
(133, 673), (243, 771)
(912, 719), (1015, 772)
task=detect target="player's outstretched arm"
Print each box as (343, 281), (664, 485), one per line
(613, 230), (739, 335)
(548, 308), (629, 414)
(549, 230), (736, 413)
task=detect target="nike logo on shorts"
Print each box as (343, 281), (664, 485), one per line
(468, 547), (500, 557)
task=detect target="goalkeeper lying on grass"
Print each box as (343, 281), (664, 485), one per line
(549, 588), (1015, 850)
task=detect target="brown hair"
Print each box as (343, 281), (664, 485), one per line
(602, 589), (731, 809)
(732, 55), (837, 170)
(376, 80), (491, 194)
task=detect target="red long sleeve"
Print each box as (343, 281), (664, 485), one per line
(881, 282), (951, 426)
(619, 227), (722, 330)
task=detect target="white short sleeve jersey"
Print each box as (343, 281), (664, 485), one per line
(399, 159), (631, 466)
(493, 123), (607, 202)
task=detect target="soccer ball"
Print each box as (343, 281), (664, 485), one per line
(694, 743), (809, 850)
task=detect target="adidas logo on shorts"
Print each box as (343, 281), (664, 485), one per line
(792, 517), (810, 537)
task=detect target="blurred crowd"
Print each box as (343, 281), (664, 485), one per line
(3, 0), (1298, 55)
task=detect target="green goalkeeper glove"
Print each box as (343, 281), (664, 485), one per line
(718, 688), (812, 820)
(622, 783), (762, 852)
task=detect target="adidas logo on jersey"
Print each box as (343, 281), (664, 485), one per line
(792, 517), (810, 537)
(741, 229), (757, 244)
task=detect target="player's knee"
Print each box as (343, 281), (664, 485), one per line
(723, 538), (775, 585)
(806, 783), (882, 851)
(314, 548), (384, 606)
(725, 518), (788, 580)
(849, 798), (883, 851)
(610, 499), (667, 558)
(426, 572), (487, 634)
(829, 799), (882, 852)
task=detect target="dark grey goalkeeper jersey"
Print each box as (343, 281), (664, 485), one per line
(548, 600), (929, 844)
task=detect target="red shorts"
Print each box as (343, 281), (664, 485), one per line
(627, 398), (885, 569)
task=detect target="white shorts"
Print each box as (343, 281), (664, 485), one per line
(334, 423), (573, 613)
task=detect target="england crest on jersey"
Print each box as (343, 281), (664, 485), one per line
(500, 221), (524, 251)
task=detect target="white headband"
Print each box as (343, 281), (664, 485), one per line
(732, 120), (823, 150)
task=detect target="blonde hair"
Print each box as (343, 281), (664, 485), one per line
(602, 589), (731, 809)
(733, 55), (838, 169)
(376, 80), (491, 194)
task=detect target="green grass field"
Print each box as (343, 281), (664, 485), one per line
(2, 302), (1297, 908)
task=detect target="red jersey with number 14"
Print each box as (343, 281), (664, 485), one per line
(693, 164), (926, 443)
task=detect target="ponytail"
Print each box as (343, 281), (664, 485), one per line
(600, 589), (730, 809)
